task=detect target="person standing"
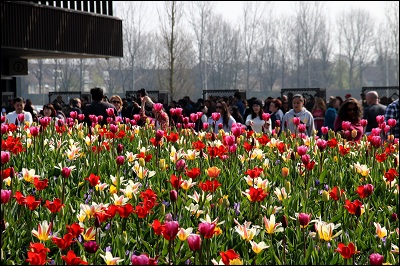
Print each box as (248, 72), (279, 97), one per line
(324, 97), (339, 131)
(269, 98), (284, 134)
(362, 91), (386, 135)
(110, 95), (123, 118)
(208, 100), (236, 134)
(281, 94), (315, 137)
(384, 99), (399, 139)
(334, 97), (364, 141)
(311, 97), (326, 137)
(83, 87), (117, 126)
(5, 97), (33, 125)
(245, 98), (271, 134)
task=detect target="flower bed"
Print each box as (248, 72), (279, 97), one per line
(1, 117), (399, 265)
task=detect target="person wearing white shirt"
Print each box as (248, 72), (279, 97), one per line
(4, 97), (33, 126)
(245, 99), (271, 134)
(208, 100), (236, 134)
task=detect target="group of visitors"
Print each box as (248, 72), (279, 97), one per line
(2, 88), (399, 141)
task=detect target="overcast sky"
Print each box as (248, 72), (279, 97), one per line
(213, 1), (389, 23)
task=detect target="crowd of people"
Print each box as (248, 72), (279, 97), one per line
(2, 88), (399, 140)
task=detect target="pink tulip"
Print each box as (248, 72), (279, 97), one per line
(39, 117), (51, 127)
(360, 119), (368, 127)
(376, 115), (385, 125)
(297, 145), (308, 156)
(78, 114), (85, 121)
(163, 221), (179, 241)
(182, 117), (189, 125)
(320, 126), (328, 135)
(187, 234), (201, 251)
(369, 253), (384, 265)
(371, 128), (381, 136)
(231, 125), (243, 137)
(174, 108), (183, 116)
(225, 135), (236, 146)
(198, 222), (215, 238)
(169, 108), (176, 116)
(116, 156), (125, 166)
(109, 124), (118, 133)
(262, 113), (271, 121)
(341, 121), (351, 131)
(61, 167), (72, 178)
(298, 213), (311, 228)
(29, 126), (39, 137)
(387, 118), (396, 128)
(316, 139), (327, 151)
(133, 114), (140, 121)
(17, 113), (25, 122)
(1, 190), (12, 204)
(131, 254), (149, 265)
(202, 123), (209, 130)
(1, 151), (10, 165)
(97, 115), (103, 122)
(153, 103), (163, 112)
(275, 120), (281, 127)
(1, 124), (8, 134)
(211, 112), (220, 121)
(298, 124), (306, 133)
(370, 136), (381, 148)
(176, 159), (186, 171)
(301, 154), (310, 165)
(106, 108), (115, 117)
(293, 117), (300, 126)
(190, 113), (199, 122)
(69, 111), (77, 119)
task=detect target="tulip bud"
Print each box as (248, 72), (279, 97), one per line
(322, 190), (329, 202)
(17, 113), (25, 122)
(1, 190), (12, 204)
(139, 158), (145, 167)
(281, 215), (288, 228)
(170, 190), (178, 202)
(117, 144), (124, 154)
(284, 181), (291, 194)
(293, 117), (300, 126)
(390, 213), (398, 222)
(116, 156), (125, 166)
(351, 129), (357, 139)
(159, 159), (166, 170)
(355, 205), (362, 218)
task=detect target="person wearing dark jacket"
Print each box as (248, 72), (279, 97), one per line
(83, 87), (117, 127)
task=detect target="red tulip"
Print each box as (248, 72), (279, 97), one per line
(52, 233), (75, 250)
(356, 184), (374, 199)
(220, 249), (240, 265)
(62, 250), (88, 265)
(335, 242), (357, 259)
(45, 198), (64, 213)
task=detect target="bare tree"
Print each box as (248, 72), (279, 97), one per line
(58, 59), (80, 91)
(117, 1), (149, 91)
(337, 9), (375, 89)
(385, 1), (399, 85)
(158, 1), (195, 100)
(187, 1), (214, 91)
(294, 1), (326, 88)
(31, 59), (45, 94)
(241, 1), (266, 92)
